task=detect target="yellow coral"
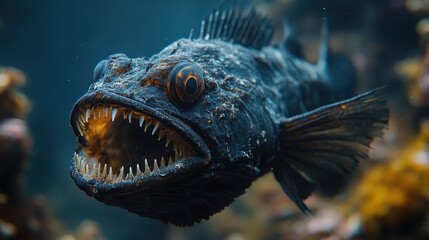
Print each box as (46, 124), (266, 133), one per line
(351, 133), (429, 236)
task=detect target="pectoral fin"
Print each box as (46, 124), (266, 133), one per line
(274, 88), (389, 213)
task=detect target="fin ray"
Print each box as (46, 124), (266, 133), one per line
(274, 88), (389, 210)
(273, 161), (314, 215)
(199, 7), (274, 49)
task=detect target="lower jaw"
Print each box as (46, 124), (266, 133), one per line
(70, 153), (209, 193)
(73, 150), (186, 183)
(70, 156), (254, 227)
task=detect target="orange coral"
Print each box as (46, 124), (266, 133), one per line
(351, 132), (429, 237)
(0, 68), (30, 119)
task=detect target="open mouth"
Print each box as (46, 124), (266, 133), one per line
(70, 95), (209, 185)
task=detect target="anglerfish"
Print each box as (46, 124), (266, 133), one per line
(69, 7), (389, 226)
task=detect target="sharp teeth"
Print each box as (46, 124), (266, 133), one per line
(92, 108), (97, 118)
(102, 164), (107, 178)
(80, 158), (85, 172)
(139, 116), (145, 127)
(85, 109), (91, 122)
(125, 173), (130, 180)
(128, 113), (132, 123)
(115, 166), (124, 182)
(129, 167), (134, 179)
(79, 114), (85, 122)
(152, 122), (159, 135)
(75, 155), (81, 169)
(76, 123), (84, 136)
(104, 107), (109, 117)
(98, 108), (101, 118)
(153, 159), (159, 172)
(111, 108), (118, 121)
(91, 163), (97, 177)
(135, 164), (143, 179)
(78, 117), (85, 126)
(165, 135), (172, 147)
(97, 163), (101, 177)
(76, 158), (80, 169)
(74, 153), (79, 167)
(144, 159), (151, 174)
(168, 156), (174, 166)
(161, 157), (166, 168)
(85, 164), (89, 176)
(157, 131), (165, 141)
(175, 151), (180, 161)
(108, 167), (113, 181)
(144, 122), (151, 132)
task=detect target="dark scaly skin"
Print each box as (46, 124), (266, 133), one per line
(70, 37), (335, 225)
(69, 6), (391, 226)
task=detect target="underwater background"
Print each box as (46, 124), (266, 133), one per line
(1, 0), (429, 239)
(0, 0), (219, 239)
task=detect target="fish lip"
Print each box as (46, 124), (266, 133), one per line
(69, 89), (211, 190)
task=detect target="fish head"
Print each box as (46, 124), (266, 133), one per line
(69, 39), (276, 225)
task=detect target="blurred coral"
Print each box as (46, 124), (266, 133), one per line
(406, 0), (429, 13)
(74, 220), (106, 240)
(0, 68), (29, 119)
(349, 129), (429, 239)
(0, 68), (107, 240)
(0, 67), (32, 199)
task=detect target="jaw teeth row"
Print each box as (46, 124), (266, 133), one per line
(74, 152), (175, 183)
(77, 106), (195, 159)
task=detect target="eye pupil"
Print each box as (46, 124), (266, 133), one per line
(167, 62), (204, 105)
(185, 77), (198, 95)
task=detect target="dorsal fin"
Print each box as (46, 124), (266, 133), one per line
(199, 7), (274, 49)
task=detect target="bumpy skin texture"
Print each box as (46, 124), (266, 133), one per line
(68, 2), (386, 224)
(70, 37), (334, 225)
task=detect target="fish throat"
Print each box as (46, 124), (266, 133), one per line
(74, 104), (197, 183)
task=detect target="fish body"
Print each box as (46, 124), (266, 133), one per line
(69, 8), (388, 226)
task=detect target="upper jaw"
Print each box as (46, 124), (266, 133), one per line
(69, 90), (210, 188)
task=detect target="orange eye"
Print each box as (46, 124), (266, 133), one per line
(167, 62), (204, 104)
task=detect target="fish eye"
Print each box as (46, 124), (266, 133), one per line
(93, 60), (107, 82)
(167, 62), (204, 104)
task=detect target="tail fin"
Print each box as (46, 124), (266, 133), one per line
(273, 88), (389, 213)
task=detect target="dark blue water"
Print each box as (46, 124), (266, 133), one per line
(0, 0), (218, 239)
